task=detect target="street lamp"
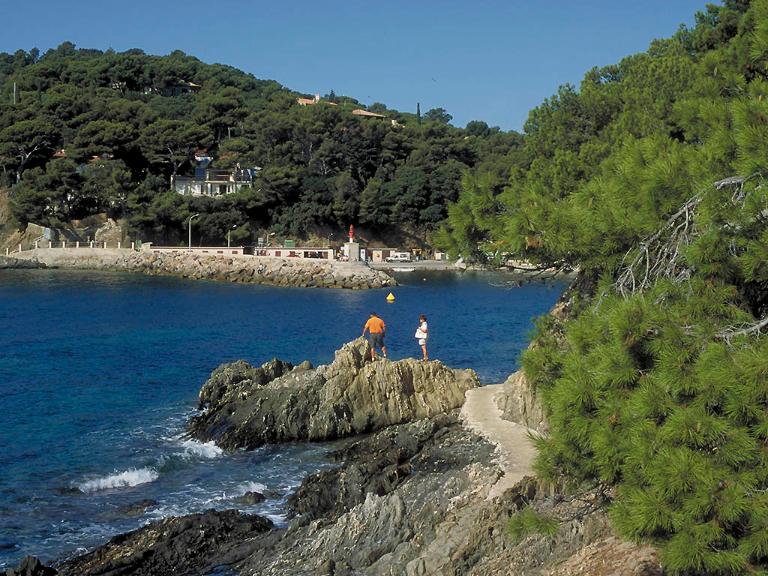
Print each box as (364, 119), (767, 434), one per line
(227, 224), (238, 248)
(327, 232), (334, 248)
(187, 213), (200, 250)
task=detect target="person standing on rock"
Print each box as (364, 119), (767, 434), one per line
(415, 314), (429, 361)
(362, 312), (388, 360)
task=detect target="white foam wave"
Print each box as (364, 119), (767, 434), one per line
(78, 468), (159, 493)
(179, 439), (223, 460)
(237, 481), (267, 495)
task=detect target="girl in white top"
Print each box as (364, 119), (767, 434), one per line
(415, 314), (429, 361)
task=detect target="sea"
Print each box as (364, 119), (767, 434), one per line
(0, 268), (566, 568)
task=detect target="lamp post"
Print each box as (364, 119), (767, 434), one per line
(227, 224), (238, 248)
(187, 213), (200, 250)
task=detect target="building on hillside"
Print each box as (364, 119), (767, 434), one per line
(172, 166), (259, 196)
(143, 80), (202, 97)
(351, 109), (386, 119)
(297, 94), (337, 106)
(351, 109), (402, 128)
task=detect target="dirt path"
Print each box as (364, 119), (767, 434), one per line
(460, 383), (538, 499)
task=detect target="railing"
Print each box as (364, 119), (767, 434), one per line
(5, 240), (137, 255)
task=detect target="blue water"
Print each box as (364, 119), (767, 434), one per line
(0, 269), (565, 568)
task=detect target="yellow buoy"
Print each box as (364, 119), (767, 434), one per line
(386, 292), (395, 302)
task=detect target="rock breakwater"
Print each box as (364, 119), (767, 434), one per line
(188, 338), (479, 450)
(9, 248), (395, 289)
(0, 255), (46, 269)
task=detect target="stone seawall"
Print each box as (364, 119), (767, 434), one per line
(9, 249), (395, 289)
(0, 255), (47, 269)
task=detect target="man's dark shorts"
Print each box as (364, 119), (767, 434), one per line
(369, 332), (385, 348)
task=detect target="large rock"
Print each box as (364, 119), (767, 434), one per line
(2, 556), (56, 576)
(188, 339), (479, 450)
(54, 510), (272, 576)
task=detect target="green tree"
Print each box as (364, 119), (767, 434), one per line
(0, 119), (60, 182)
(423, 107), (452, 124)
(138, 119), (211, 175)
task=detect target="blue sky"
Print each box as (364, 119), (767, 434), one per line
(0, 0), (711, 131)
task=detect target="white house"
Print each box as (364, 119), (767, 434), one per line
(172, 167), (259, 196)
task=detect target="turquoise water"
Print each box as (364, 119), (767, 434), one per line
(0, 269), (565, 568)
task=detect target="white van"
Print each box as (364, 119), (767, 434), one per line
(386, 252), (412, 262)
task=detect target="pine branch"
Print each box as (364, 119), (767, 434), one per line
(490, 262), (569, 288)
(716, 316), (768, 343)
(613, 175), (760, 299)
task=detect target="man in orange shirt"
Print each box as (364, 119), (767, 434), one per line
(362, 312), (388, 360)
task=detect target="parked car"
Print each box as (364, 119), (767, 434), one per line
(386, 252), (412, 262)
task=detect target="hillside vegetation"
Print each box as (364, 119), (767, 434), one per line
(439, 0), (768, 573)
(0, 45), (521, 244)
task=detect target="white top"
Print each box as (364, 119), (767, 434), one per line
(415, 321), (428, 339)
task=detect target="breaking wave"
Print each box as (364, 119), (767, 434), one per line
(178, 439), (223, 459)
(78, 468), (159, 493)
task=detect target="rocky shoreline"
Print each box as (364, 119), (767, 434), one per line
(5, 248), (395, 290)
(5, 338), (662, 576)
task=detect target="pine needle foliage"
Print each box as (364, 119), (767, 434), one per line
(528, 274), (768, 573)
(441, 4), (768, 570)
(507, 506), (560, 543)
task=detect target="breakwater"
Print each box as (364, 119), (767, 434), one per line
(7, 248), (395, 289)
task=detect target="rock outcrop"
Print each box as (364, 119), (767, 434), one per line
(188, 339), (479, 450)
(233, 416), (661, 576)
(496, 369), (549, 434)
(2, 556), (57, 576)
(54, 510), (272, 576)
(9, 248), (395, 289)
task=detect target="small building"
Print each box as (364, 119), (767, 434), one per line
(144, 245), (248, 256)
(433, 251), (449, 261)
(255, 247), (334, 260)
(297, 94), (337, 106)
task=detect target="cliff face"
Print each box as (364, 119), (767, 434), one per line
(188, 338), (480, 450)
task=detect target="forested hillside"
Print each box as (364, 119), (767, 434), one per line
(0, 44), (521, 244)
(439, 0), (768, 573)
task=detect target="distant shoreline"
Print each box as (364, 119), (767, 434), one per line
(371, 258), (577, 281)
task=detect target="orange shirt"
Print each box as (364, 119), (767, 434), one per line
(364, 316), (386, 333)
